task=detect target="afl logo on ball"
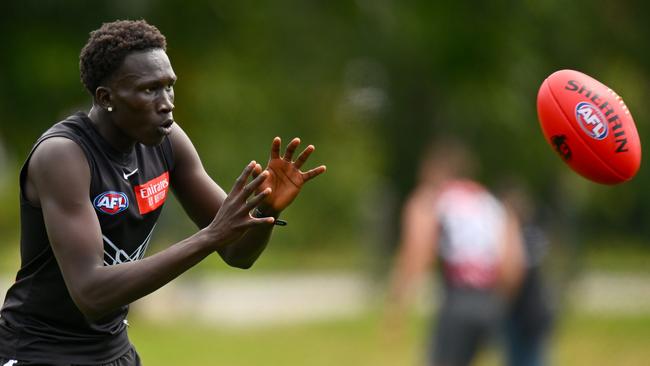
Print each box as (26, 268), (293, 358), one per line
(575, 102), (608, 140)
(94, 191), (129, 215)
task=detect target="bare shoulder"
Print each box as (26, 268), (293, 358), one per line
(30, 137), (89, 177)
(26, 137), (91, 205)
(405, 187), (436, 212)
(167, 122), (206, 178)
(168, 123), (199, 161)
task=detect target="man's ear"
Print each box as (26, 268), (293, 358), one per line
(95, 86), (112, 109)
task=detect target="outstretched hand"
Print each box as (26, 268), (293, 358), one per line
(205, 161), (276, 248)
(254, 137), (326, 214)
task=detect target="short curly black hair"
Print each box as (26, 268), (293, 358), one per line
(79, 19), (167, 95)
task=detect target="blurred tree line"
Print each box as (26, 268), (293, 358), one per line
(0, 0), (649, 268)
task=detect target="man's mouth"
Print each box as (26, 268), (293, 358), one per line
(159, 119), (174, 135)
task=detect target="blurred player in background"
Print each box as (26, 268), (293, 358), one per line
(498, 180), (555, 366)
(386, 138), (524, 366)
(0, 19), (325, 365)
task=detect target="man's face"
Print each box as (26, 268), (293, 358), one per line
(107, 49), (177, 146)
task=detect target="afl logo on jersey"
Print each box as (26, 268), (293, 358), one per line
(94, 191), (129, 215)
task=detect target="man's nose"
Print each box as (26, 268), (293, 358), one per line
(158, 93), (174, 113)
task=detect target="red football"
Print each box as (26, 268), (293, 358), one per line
(537, 69), (641, 184)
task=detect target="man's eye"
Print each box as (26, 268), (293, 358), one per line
(165, 85), (173, 92)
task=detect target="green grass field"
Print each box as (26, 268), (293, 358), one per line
(128, 310), (650, 365)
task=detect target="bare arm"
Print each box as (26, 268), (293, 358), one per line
(497, 204), (526, 299)
(27, 137), (271, 320)
(169, 126), (326, 268)
(386, 190), (438, 313)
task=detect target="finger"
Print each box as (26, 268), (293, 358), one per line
(246, 188), (272, 212)
(249, 216), (276, 226)
(301, 165), (327, 183)
(283, 137), (301, 162)
(243, 170), (269, 196)
(294, 144), (315, 170)
(270, 137), (281, 160)
(251, 163), (263, 179)
(231, 161), (257, 193)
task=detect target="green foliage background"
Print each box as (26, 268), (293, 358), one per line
(1, 0), (649, 265)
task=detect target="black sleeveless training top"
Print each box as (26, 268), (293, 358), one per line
(0, 112), (174, 363)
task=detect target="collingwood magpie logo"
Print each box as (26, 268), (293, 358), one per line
(103, 225), (155, 266)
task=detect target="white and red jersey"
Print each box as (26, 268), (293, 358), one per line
(434, 180), (506, 289)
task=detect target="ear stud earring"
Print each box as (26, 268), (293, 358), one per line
(107, 106), (113, 112)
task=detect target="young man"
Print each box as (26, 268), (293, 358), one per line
(0, 19), (325, 365)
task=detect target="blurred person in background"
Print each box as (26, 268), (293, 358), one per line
(0, 19), (325, 365)
(498, 179), (555, 366)
(386, 138), (524, 366)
